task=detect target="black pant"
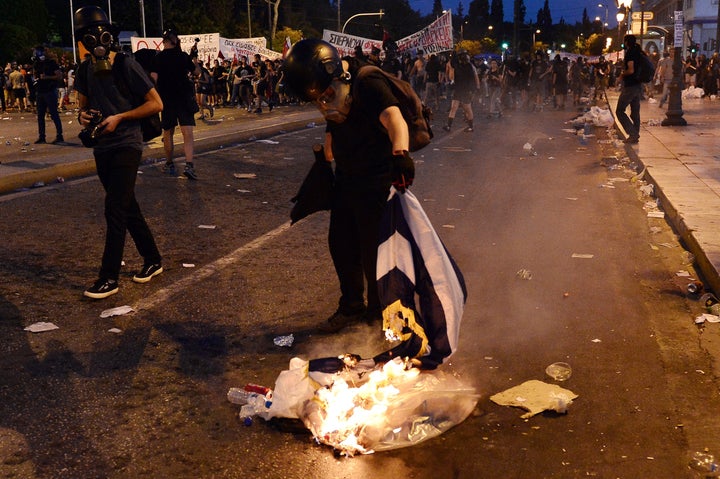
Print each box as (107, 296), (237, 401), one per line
(94, 147), (161, 281)
(328, 183), (389, 314)
(35, 89), (62, 139)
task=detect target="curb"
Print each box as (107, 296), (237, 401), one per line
(0, 115), (322, 196)
(608, 94), (720, 295)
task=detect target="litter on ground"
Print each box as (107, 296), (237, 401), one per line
(490, 380), (578, 419)
(99, 305), (135, 318)
(24, 322), (59, 333)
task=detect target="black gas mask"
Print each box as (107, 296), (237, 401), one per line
(81, 25), (115, 74)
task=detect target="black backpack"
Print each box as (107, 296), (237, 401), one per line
(353, 65), (433, 152)
(634, 51), (656, 84)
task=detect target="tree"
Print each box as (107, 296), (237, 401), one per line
(489, 0), (503, 29)
(536, 0), (552, 31)
(273, 26), (304, 51)
(514, 0), (526, 25)
(266, 0), (282, 48)
(467, 0), (490, 39)
(581, 8), (591, 34)
(432, 0), (445, 18)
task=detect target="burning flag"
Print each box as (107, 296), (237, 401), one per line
(258, 188), (472, 455)
(375, 188), (467, 369)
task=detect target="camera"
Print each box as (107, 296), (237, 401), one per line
(78, 110), (105, 148)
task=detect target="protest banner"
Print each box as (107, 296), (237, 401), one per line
(323, 10), (453, 57)
(132, 33), (281, 63)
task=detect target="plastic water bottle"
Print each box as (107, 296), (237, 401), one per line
(238, 393), (273, 426)
(227, 388), (260, 405)
(688, 451), (720, 476)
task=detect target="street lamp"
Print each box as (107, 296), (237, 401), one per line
(618, 0), (633, 34)
(341, 10), (384, 34)
(662, 3), (687, 126)
(598, 3), (609, 32)
(616, 9), (626, 48)
(533, 29), (540, 47)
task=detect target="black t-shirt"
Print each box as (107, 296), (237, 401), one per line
(453, 61), (477, 92)
(531, 59), (549, 80)
(150, 47), (195, 104)
(75, 53), (154, 152)
(236, 64), (254, 84)
(327, 69), (399, 181)
(552, 61), (568, 86)
(35, 59), (61, 93)
(425, 58), (441, 82)
(623, 46), (643, 87)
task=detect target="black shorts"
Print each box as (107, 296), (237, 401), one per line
(161, 102), (196, 129)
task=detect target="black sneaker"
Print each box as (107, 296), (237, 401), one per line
(34, 138), (46, 144)
(318, 309), (365, 333)
(133, 263), (163, 283)
(51, 135), (64, 144)
(84, 278), (119, 299)
(162, 162), (176, 175)
(183, 164), (198, 180)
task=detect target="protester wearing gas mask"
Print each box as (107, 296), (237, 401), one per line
(283, 39), (415, 333)
(74, 6), (164, 300)
(32, 46), (64, 144)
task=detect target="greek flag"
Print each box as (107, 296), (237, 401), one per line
(375, 188), (467, 369)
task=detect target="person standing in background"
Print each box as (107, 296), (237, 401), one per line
(150, 29), (201, 180)
(32, 46), (64, 144)
(616, 34), (643, 144)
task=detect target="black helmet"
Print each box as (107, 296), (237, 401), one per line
(74, 6), (110, 36)
(283, 39), (343, 102)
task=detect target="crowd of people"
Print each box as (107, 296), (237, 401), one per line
(5, 37), (720, 140)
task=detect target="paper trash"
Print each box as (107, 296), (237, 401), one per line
(490, 379), (578, 418)
(273, 334), (294, 347)
(24, 322), (59, 333)
(100, 305), (135, 318)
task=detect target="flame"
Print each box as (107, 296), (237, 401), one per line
(304, 358), (423, 456)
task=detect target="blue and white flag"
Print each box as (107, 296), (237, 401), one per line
(375, 188), (467, 369)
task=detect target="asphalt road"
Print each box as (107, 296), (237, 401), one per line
(0, 105), (714, 478)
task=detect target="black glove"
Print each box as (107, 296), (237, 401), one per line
(391, 150), (414, 193)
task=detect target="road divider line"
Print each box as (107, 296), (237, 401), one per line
(134, 221), (293, 312)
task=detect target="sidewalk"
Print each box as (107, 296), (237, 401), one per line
(0, 104), (323, 194)
(607, 90), (720, 295)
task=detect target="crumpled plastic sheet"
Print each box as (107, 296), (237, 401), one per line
(265, 357), (478, 456)
(682, 86), (704, 99)
(489, 379), (578, 419)
(573, 106), (614, 127)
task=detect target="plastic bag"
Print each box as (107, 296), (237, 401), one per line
(299, 358), (478, 455)
(265, 357), (316, 419)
